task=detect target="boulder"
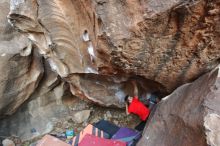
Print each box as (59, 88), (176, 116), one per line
(0, 0), (44, 117)
(138, 66), (220, 146)
(0, 50), (44, 116)
(68, 74), (166, 107)
(2, 139), (15, 146)
(72, 110), (91, 124)
(1, 0), (218, 107)
(0, 60), (74, 141)
(7, 0), (220, 94)
(0, 0), (219, 143)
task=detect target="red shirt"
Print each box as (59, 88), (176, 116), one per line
(128, 96), (150, 121)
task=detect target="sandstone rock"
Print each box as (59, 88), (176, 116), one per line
(68, 74), (165, 107)
(204, 113), (220, 146)
(0, 50), (44, 117)
(0, 0), (219, 144)
(5, 0), (220, 108)
(0, 60), (74, 141)
(2, 139), (15, 146)
(0, 0), (44, 117)
(72, 110), (91, 124)
(138, 67), (220, 146)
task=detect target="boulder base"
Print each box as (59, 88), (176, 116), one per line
(138, 67), (220, 146)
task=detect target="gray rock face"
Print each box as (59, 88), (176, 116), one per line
(72, 110), (91, 124)
(0, 0), (43, 117)
(2, 139), (15, 146)
(204, 113), (220, 146)
(0, 51), (43, 116)
(138, 67), (220, 146)
(0, 60), (73, 141)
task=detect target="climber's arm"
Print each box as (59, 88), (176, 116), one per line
(131, 80), (138, 98)
(126, 103), (130, 115)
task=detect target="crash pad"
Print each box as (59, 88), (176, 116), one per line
(71, 124), (109, 146)
(93, 119), (120, 137)
(36, 134), (70, 146)
(78, 134), (126, 146)
(111, 127), (141, 146)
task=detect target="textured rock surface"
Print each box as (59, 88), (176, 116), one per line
(5, 0), (220, 107)
(68, 74), (166, 107)
(72, 110), (91, 123)
(0, 0), (219, 144)
(138, 66), (220, 146)
(2, 139), (15, 146)
(0, 0), (43, 117)
(0, 61), (73, 141)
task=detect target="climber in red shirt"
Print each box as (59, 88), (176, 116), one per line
(125, 80), (150, 131)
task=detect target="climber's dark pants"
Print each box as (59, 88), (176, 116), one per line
(135, 120), (146, 131)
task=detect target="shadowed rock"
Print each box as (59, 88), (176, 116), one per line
(0, 0), (44, 117)
(138, 66), (220, 146)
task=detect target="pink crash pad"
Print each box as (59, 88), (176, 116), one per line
(36, 134), (70, 146)
(78, 134), (126, 146)
(72, 124), (109, 146)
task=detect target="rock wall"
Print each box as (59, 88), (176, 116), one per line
(138, 66), (220, 146)
(0, 1), (219, 144)
(0, 0), (219, 136)
(0, 60), (73, 141)
(0, 0), (43, 117)
(8, 0), (220, 91)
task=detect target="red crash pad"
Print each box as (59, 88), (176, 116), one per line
(72, 124), (109, 146)
(78, 134), (126, 146)
(36, 134), (70, 146)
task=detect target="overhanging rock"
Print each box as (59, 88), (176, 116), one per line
(138, 66), (220, 146)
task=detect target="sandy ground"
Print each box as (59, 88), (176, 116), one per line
(20, 98), (140, 146)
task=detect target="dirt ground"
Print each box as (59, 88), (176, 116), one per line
(20, 98), (140, 146)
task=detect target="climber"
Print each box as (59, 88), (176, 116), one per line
(124, 80), (150, 131)
(143, 92), (161, 110)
